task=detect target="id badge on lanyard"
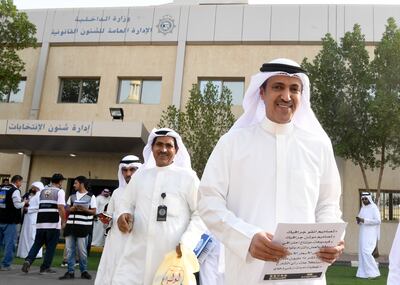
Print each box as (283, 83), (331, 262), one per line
(157, 192), (167, 222)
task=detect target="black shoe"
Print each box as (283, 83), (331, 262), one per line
(21, 261), (30, 273)
(59, 272), (75, 280)
(81, 271), (92, 280)
(40, 268), (57, 274)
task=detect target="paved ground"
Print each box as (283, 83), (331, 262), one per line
(0, 266), (96, 285)
(0, 253), (388, 284)
(335, 253), (388, 267)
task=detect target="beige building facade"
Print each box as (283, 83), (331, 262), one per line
(1, 2), (400, 255)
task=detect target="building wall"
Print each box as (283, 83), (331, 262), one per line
(0, 154), (24, 178)
(29, 153), (122, 183)
(182, 44), (322, 116)
(2, 4), (400, 255)
(0, 47), (41, 120)
(39, 45), (177, 130)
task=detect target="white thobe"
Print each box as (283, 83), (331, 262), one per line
(198, 117), (343, 285)
(17, 193), (42, 258)
(112, 164), (205, 285)
(95, 187), (127, 285)
(356, 203), (381, 278)
(199, 235), (224, 285)
(92, 195), (111, 246)
(388, 223), (400, 285)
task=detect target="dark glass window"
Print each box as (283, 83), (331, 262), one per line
(59, 78), (100, 103)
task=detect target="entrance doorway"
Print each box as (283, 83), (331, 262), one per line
(41, 177), (118, 198)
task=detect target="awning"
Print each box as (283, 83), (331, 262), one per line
(0, 119), (149, 156)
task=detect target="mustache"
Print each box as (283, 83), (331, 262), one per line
(277, 99), (293, 106)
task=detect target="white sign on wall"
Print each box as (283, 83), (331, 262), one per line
(7, 120), (92, 136)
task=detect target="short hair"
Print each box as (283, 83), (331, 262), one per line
(51, 173), (65, 184)
(75, 176), (89, 189)
(151, 136), (179, 150)
(2, 178), (9, 183)
(11, 175), (23, 183)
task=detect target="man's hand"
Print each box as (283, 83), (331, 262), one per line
(98, 213), (112, 224)
(176, 244), (182, 258)
(249, 232), (289, 262)
(117, 213), (133, 233)
(356, 216), (364, 224)
(317, 240), (345, 264)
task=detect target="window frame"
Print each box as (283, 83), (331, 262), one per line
(117, 77), (162, 105)
(197, 77), (245, 106)
(359, 189), (400, 222)
(58, 77), (100, 104)
(0, 78), (27, 103)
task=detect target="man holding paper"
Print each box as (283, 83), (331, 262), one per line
(198, 58), (344, 284)
(356, 192), (381, 279)
(59, 175), (96, 280)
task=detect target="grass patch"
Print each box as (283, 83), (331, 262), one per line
(6, 248), (389, 283)
(327, 265), (388, 285)
(11, 248), (102, 271)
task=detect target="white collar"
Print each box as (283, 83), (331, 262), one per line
(154, 163), (175, 170)
(261, 116), (294, 135)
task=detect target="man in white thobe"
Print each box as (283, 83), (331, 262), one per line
(91, 189), (111, 247)
(356, 192), (381, 279)
(113, 128), (205, 285)
(17, 181), (45, 258)
(198, 58), (344, 285)
(388, 222), (400, 285)
(94, 155), (141, 285)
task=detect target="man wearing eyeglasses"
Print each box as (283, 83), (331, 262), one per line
(356, 192), (381, 279)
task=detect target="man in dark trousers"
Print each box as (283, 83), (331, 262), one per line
(59, 176), (96, 280)
(0, 175), (27, 270)
(21, 173), (66, 274)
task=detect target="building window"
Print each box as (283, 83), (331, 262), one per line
(118, 79), (161, 104)
(59, 78), (100, 103)
(359, 190), (400, 221)
(199, 79), (244, 105)
(0, 79), (26, 103)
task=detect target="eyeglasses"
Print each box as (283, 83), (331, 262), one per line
(361, 197), (369, 201)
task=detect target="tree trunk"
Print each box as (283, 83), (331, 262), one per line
(376, 142), (386, 206)
(359, 162), (370, 191)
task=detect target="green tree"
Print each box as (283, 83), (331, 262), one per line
(0, 0), (37, 101)
(369, 18), (400, 202)
(302, 24), (385, 201)
(158, 82), (235, 177)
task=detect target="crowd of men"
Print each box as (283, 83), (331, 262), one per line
(1, 58), (400, 285)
